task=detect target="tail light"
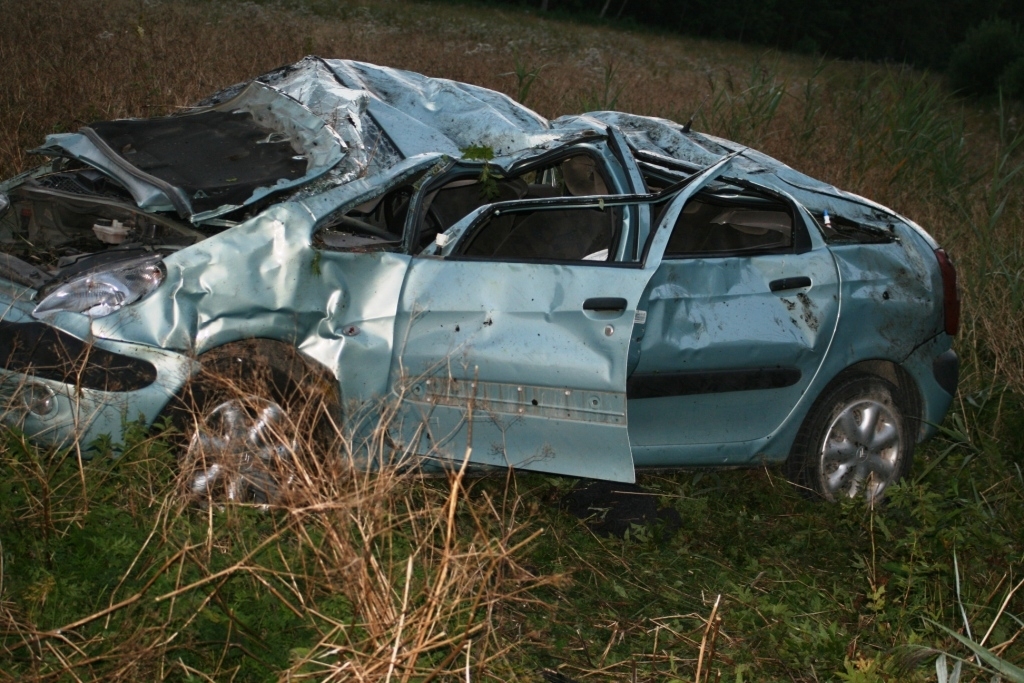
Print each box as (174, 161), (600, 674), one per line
(934, 248), (960, 336)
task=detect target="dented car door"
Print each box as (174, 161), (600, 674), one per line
(627, 186), (841, 465)
(389, 157), (735, 482)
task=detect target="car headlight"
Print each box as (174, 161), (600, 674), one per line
(33, 255), (165, 318)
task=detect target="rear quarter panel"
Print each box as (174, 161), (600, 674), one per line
(827, 220), (943, 366)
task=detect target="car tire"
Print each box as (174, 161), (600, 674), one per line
(786, 373), (914, 503)
(168, 340), (341, 506)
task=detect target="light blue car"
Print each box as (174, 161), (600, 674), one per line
(0, 58), (959, 502)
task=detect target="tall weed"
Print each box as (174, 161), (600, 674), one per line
(698, 54), (787, 146)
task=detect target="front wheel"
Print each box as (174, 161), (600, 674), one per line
(184, 395), (296, 505)
(168, 341), (341, 506)
(786, 374), (914, 503)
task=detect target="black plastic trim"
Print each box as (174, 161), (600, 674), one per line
(0, 320), (157, 392)
(932, 349), (959, 396)
(627, 366), (802, 399)
(583, 297), (627, 312)
(770, 276), (812, 292)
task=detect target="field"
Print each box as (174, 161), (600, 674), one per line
(2, 0), (1024, 680)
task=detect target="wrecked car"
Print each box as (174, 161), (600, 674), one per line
(0, 57), (959, 502)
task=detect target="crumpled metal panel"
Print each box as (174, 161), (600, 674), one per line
(327, 59), (553, 156)
(299, 155), (447, 224)
(87, 156), (448, 406)
(628, 247), (840, 451)
(0, 157), (442, 450)
(261, 58), (402, 186)
(581, 111), (730, 168)
(389, 255), (645, 483)
(33, 82), (345, 223)
(235, 57), (598, 192)
(256, 56), (561, 165)
(827, 238), (941, 362)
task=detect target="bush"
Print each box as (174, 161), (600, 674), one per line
(947, 18), (1023, 96)
(1000, 56), (1024, 99)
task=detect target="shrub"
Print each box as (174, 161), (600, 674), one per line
(1000, 56), (1024, 99)
(947, 18), (1023, 96)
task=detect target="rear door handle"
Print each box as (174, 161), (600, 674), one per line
(769, 276), (812, 292)
(583, 297), (628, 312)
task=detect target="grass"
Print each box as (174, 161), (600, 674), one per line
(0, 398), (549, 680)
(1, 0), (1024, 680)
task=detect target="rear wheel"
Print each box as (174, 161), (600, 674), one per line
(169, 340), (340, 506)
(787, 373), (914, 503)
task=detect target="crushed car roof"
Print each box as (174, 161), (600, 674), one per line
(23, 56), (926, 242)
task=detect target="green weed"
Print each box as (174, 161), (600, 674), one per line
(577, 60), (624, 112)
(507, 53), (545, 106)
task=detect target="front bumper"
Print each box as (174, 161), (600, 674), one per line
(0, 285), (196, 449)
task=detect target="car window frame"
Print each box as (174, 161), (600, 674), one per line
(444, 196), (638, 268)
(403, 141), (630, 257)
(433, 153), (742, 269)
(643, 178), (812, 262)
(661, 190), (801, 260)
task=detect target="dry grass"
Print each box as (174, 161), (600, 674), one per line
(0, 352), (553, 681)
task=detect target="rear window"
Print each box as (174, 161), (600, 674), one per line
(665, 194), (793, 257)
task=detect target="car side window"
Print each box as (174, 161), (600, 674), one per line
(665, 193), (793, 257)
(415, 153), (612, 251)
(314, 184), (412, 251)
(458, 204), (623, 262)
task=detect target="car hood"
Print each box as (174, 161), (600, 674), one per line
(30, 81), (346, 224)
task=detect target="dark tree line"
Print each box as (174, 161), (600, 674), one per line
(471, 0), (1024, 71)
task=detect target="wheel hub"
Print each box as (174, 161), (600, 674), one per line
(818, 398), (902, 502)
(184, 396), (296, 505)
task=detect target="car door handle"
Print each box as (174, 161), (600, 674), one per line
(583, 297), (628, 312)
(769, 276), (812, 292)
